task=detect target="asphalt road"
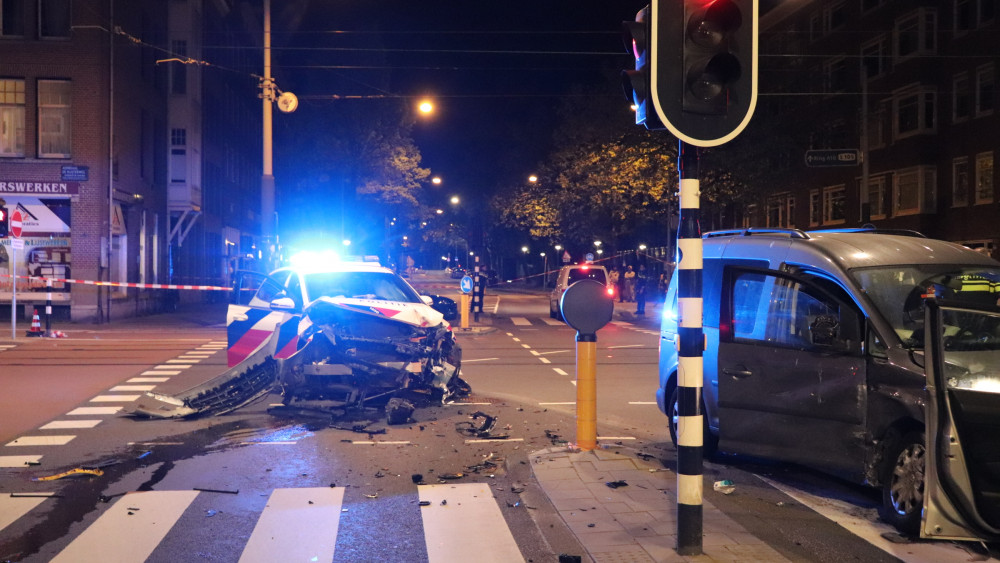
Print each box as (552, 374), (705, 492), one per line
(0, 279), (997, 562)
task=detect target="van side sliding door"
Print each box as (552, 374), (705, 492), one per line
(716, 267), (866, 476)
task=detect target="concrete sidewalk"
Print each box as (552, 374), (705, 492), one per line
(530, 446), (790, 563)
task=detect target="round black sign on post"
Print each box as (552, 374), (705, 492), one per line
(561, 279), (614, 336)
(561, 279), (613, 451)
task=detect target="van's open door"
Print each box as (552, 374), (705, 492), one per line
(922, 296), (1000, 541)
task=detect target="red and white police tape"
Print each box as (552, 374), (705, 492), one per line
(0, 273), (231, 291)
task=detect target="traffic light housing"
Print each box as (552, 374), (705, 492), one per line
(652, 0), (758, 147)
(0, 207), (8, 238)
(621, 7), (664, 130)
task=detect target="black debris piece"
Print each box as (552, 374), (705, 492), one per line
(419, 500), (431, 506)
(386, 398), (415, 425)
(438, 473), (464, 480)
(605, 480), (628, 489)
(558, 555), (582, 563)
(193, 487), (239, 495)
(412, 474), (423, 483)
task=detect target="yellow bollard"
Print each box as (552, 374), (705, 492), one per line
(575, 336), (597, 451)
(460, 293), (470, 329)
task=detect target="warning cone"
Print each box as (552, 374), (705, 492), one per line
(27, 309), (43, 337)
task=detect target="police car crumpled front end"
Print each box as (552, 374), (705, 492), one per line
(126, 295), (467, 419)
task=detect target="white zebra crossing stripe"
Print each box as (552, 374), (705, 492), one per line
(0, 493), (54, 533)
(51, 490), (198, 563)
(141, 370), (182, 376)
(238, 487), (344, 563)
(109, 385), (157, 392)
(90, 394), (141, 402)
(511, 317), (531, 326)
(541, 318), (563, 326)
(6, 435), (75, 446)
(66, 406), (121, 416)
(39, 420), (102, 430)
(419, 483), (523, 563)
(0, 455), (43, 467)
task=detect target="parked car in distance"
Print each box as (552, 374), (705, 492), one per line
(549, 263), (612, 319)
(449, 267), (466, 279)
(427, 294), (458, 320)
(658, 227), (1000, 541)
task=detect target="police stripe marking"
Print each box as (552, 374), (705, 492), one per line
(418, 483), (523, 562)
(239, 487), (344, 563)
(67, 406), (121, 416)
(39, 420), (101, 430)
(51, 490), (198, 563)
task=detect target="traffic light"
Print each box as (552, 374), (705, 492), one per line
(621, 6), (664, 130)
(652, 0), (758, 147)
(0, 207), (7, 238)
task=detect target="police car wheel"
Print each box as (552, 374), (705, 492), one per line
(880, 431), (925, 535)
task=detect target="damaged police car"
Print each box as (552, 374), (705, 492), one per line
(130, 253), (467, 419)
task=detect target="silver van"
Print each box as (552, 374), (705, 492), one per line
(658, 228), (1000, 540)
(549, 264), (612, 319)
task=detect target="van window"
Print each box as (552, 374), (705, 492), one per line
(567, 268), (607, 285)
(731, 271), (842, 350)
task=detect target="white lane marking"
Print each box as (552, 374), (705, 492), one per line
(0, 493), (54, 532)
(530, 350), (540, 356)
(6, 435), (75, 446)
(243, 441), (298, 445)
(0, 455), (43, 467)
(419, 483), (523, 563)
(350, 441), (412, 445)
(539, 358), (551, 364)
(552, 368), (568, 376)
(539, 402), (575, 406)
(154, 364), (191, 370)
(610, 321), (633, 326)
(505, 332), (514, 336)
(465, 438), (524, 444)
(598, 436), (637, 441)
(541, 318), (563, 326)
(608, 344), (644, 349)
(67, 406), (121, 416)
(628, 401), (658, 405)
(110, 385), (157, 392)
(239, 487), (345, 563)
(51, 490), (199, 563)
(536, 349), (570, 355)
(141, 370), (182, 376)
(520, 344), (531, 349)
(570, 380), (577, 386)
(39, 420), (101, 430)
(165, 359), (199, 364)
(90, 394), (141, 402)
(492, 298), (501, 314)
(128, 377), (170, 383)
(511, 317), (531, 326)
(511, 337), (521, 342)
(462, 357), (500, 363)
(757, 476), (970, 563)
(445, 402), (493, 406)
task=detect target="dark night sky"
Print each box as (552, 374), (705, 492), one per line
(270, 0), (650, 205)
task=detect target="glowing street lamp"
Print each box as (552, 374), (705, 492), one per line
(528, 175), (538, 183)
(418, 99), (434, 115)
(432, 176), (442, 185)
(450, 195), (460, 205)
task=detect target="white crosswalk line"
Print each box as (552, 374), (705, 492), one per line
(51, 490), (198, 563)
(0, 493), (54, 533)
(511, 317), (531, 326)
(5, 435), (75, 446)
(0, 455), (43, 467)
(66, 406), (121, 416)
(239, 487), (344, 563)
(541, 317), (563, 325)
(419, 483), (523, 562)
(39, 420), (102, 430)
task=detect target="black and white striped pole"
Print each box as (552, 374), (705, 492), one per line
(676, 141), (703, 555)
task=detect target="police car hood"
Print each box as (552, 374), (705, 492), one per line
(306, 296), (446, 328)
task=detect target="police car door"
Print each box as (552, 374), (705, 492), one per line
(227, 270), (296, 368)
(717, 268), (866, 474)
(922, 297), (1000, 541)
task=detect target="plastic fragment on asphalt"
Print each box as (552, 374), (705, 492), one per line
(605, 480), (628, 489)
(193, 487), (239, 494)
(713, 480), (735, 494)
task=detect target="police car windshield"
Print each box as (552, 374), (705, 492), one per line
(852, 265), (1000, 348)
(303, 271), (422, 303)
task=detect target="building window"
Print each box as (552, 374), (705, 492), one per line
(809, 13), (820, 42)
(170, 40), (187, 95)
(863, 176), (887, 219)
(976, 64), (995, 117)
(980, 0), (995, 25)
(38, 79), (70, 158)
(766, 194), (796, 228)
(953, 157), (970, 207)
(976, 151), (994, 204)
(893, 166), (937, 216)
(956, 0), (975, 34)
(38, 0), (70, 38)
(170, 128), (187, 183)
(822, 185), (846, 224)
(862, 0), (885, 14)
(895, 9), (936, 62)
(0, 78), (25, 157)
(824, 2), (847, 32)
(862, 36), (889, 80)
(171, 128), (186, 146)
(2, 0), (25, 36)
(893, 86), (936, 139)
(867, 105), (886, 149)
(824, 57), (848, 93)
(954, 73), (972, 122)
(809, 189), (820, 226)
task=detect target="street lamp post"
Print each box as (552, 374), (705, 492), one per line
(540, 252), (547, 286)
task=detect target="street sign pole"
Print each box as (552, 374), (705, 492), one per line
(9, 208), (23, 339)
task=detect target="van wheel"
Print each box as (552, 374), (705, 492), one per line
(549, 304), (557, 319)
(667, 386), (718, 458)
(880, 431), (925, 535)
